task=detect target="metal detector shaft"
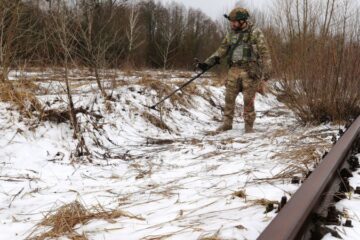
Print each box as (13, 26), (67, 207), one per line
(148, 64), (215, 110)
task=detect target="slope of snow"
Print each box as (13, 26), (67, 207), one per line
(0, 70), (339, 239)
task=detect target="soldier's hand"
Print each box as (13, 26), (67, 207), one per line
(196, 62), (209, 72)
(214, 56), (221, 65)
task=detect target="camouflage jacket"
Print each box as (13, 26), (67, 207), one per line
(205, 22), (272, 76)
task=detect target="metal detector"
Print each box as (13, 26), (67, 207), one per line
(145, 63), (216, 111)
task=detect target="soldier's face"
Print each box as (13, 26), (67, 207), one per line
(230, 20), (246, 30)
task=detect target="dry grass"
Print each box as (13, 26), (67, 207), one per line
(177, 72), (192, 78)
(138, 76), (172, 92)
(39, 107), (103, 124)
(29, 201), (144, 240)
(138, 75), (198, 108)
(262, 125), (334, 181)
(138, 76), (183, 104)
(271, 145), (319, 162)
(175, 81), (202, 96)
(104, 100), (113, 113)
(270, 129), (289, 139)
(14, 79), (41, 91)
(142, 234), (175, 240)
(198, 230), (222, 240)
(250, 198), (279, 207)
(142, 112), (172, 131)
(199, 237), (223, 240)
(121, 63), (136, 76)
(270, 144), (326, 178)
(0, 81), (43, 117)
(232, 190), (247, 199)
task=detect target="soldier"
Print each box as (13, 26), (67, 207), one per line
(197, 7), (272, 133)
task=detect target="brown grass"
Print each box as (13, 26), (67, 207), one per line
(199, 237), (223, 240)
(270, 144), (326, 178)
(138, 76), (196, 108)
(104, 100), (113, 113)
(138, 77), (177, 98)
(271, 145), (319, 162)
(177, 72), (192, 78)
(138, 76), (172, 93)
(175, 81), (202, 96)
(250, 198), (278, 206)
(29, 201), (144, 240)
(0, 81), (43, 117)
(121, 62), (136, 76)
(39, 107), (103, 124)
(142, 112), (172, 131)
(232, 190), (247, 199)
(198, 230), (222, 240)
(14, 78), (41, 91)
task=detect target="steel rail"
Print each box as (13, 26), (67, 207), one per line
(258, 116), (360, 240)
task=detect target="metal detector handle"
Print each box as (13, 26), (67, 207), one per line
(148, 64), (216, 110)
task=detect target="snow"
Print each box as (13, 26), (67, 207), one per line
(0, 70), (341, 239)
(324, 152), (360, 240)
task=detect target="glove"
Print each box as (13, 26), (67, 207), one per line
(196, 62), (209, 72)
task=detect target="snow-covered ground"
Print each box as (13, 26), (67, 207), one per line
(0, 70), (345, 239)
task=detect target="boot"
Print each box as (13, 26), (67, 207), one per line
(216, 123), (232, 132)
(244, 123), (254, 133)
(205, 121), (232, 136)
(216, 117), (233, 132)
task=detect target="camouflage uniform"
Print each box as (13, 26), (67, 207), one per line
(205, 21), (272, 133)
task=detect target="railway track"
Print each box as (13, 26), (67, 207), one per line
(258, 116), (360, 240)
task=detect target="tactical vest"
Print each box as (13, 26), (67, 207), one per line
(227, 30), (258, 65)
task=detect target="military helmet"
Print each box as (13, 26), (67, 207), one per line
(225, 7), (250, 21)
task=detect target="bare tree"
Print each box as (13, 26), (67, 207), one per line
(0, 1), (42, 114)
(155, 4), (185, 70)
(155, 28), (178, 70)
(0, 1), (21, 82)
(126, 1), (144, 65)
(50, 1), (89, 157)
(321, 0), (336, 36)
(74, 0), (121, 99)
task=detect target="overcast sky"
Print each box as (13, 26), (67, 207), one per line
(157, 0), (360, 21)
(157, 0), (273, 21)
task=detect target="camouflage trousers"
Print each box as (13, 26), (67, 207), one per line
(223, 67), (261, 129)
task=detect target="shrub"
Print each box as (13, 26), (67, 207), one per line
(267, 0), (360, 123)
